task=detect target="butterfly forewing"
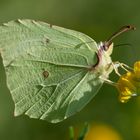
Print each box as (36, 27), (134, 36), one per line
(0, 19), (103, 123)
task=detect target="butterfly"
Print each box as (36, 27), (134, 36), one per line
(0, 19), (135, 123)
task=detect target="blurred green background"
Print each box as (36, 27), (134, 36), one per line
(0, 0), (140, 140)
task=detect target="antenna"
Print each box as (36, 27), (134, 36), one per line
(104, 25), (136, 50)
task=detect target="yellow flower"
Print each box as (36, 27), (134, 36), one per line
(134, 61), (140, 78)
(117, 61), (140, 103)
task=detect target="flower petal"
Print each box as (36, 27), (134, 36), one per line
(134, 61), (140, 78)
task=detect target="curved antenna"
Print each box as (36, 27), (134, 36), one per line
(104, 25), (136, 50)
(107, 25), (136, 43)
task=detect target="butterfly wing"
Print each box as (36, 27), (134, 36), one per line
(0, 20), (103, 123)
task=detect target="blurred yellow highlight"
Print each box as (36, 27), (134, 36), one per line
(85, 123), (122, 140)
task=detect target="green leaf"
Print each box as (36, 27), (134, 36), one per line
(69, 123), (89, 140)
(78, 123), (89, 140)
(0, 19), (103, 123)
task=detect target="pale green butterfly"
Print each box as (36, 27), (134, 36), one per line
(0, 20), (135, 123)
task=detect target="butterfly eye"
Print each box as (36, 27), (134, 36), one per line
(104, 45), (109, 51)
(101, 42), (111, 51)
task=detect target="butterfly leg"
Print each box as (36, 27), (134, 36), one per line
(112, 61), (132, 76)
(118, 62), (133, 71)
(99, 76), (116, 86)
(111, 62), (121, 76)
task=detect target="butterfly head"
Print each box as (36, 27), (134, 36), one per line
(99, 41), (114, 56)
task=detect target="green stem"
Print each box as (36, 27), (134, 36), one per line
(69, 126), (74, 140)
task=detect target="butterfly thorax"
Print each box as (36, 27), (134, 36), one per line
(94, 42), (114, 81)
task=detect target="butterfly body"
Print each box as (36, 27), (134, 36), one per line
(91, 42), (113, 85)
